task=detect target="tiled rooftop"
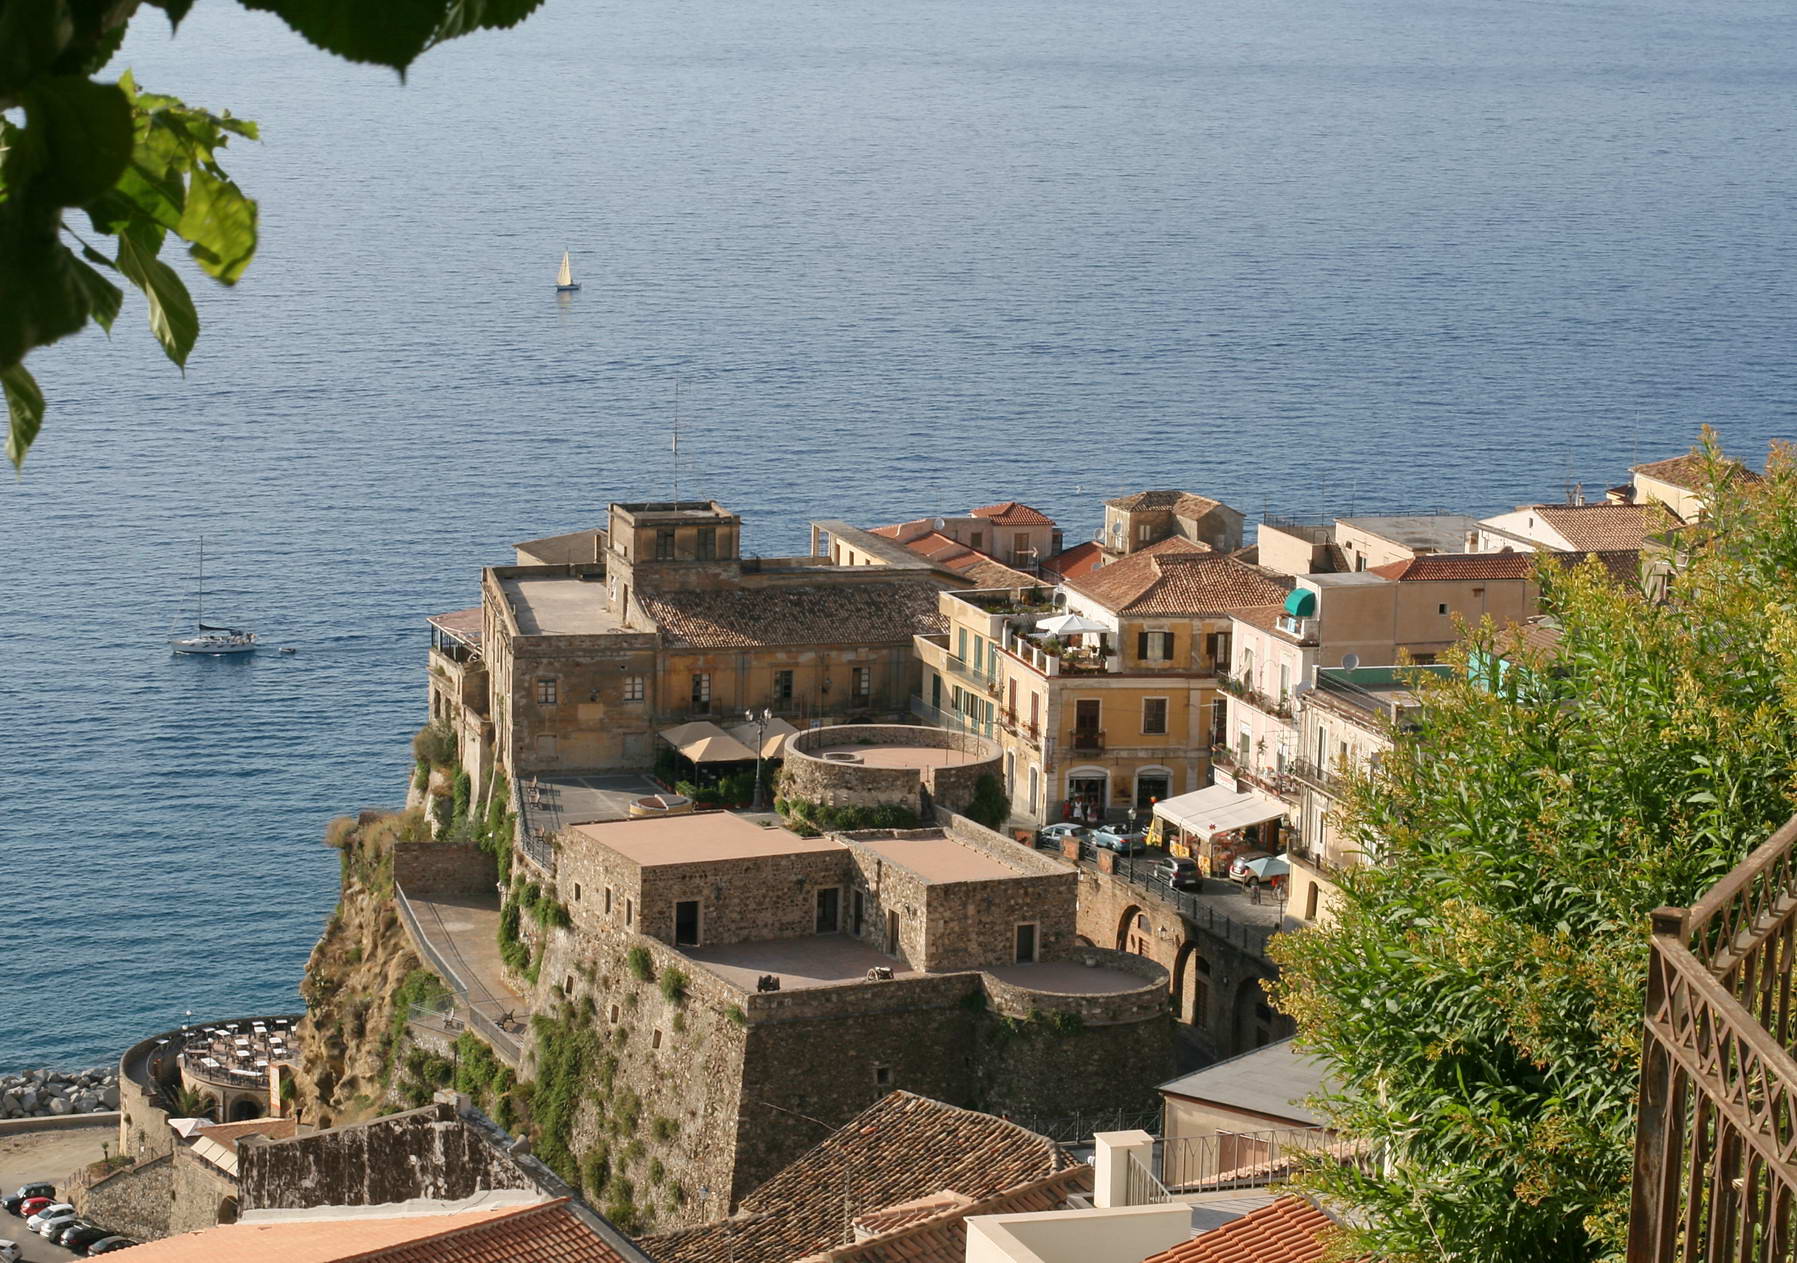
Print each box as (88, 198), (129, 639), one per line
(113, 1198), (644, 1263)
(643, 1093), (1080, 1263)
(1531, 502), (1652, 551)
(1368, 552), (1536, 581)
(801, 1172), (1089, 1263)
(971, 501), (1054, 525)
(1041, 540), (1104, 581)
(1066, 551), (1289, 617)
(642, 580), (946, 648)
(1630, 452), (1760, 490)
(1142, 1195), (1338, 1263)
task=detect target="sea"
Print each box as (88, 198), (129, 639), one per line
(2, 0), (1793, 1072)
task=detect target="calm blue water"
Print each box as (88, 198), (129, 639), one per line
(3, 0), (1794, 1071)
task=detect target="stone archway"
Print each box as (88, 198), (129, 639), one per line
(1170, 940), (1206, 1024)
(1115, 904), (1146, 954)
(217, 1196), (239, 1225)
(229, 1096), (263, 1122)
(1231, 974), (1275, 1055)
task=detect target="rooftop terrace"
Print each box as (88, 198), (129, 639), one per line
(500, 573), (627, 637)
(855, 830), (1026, 883)
(570, 811), (841, 868)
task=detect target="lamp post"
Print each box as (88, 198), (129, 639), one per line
(746, 707), (772, 811)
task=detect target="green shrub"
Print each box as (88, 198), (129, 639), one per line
(452, 1032), (502, 1103)
(625, 947), (653, 982)
(648, 1158), (665, 1185)
(650, 1116), (679, 1142)
(412, 720), (456, 768)
(451, 768), (472, 821)
(965, 773), (1009, 830)
(724, 1005), (747, 1026)
(659, 967), (689, 1005)
(582, 1144), (611, 1198)
(528, 1010), (599, 1183)
(413, 760), (429, 792)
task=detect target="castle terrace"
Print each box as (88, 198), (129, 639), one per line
(854, 831), (1024, 883)
(499, 573), (627, 637)
(681, 934), (922, 991)
(568, 811), (844, 867)
(810, 743), (979, 769)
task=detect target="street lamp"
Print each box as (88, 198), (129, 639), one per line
(746, 708), (772, 811)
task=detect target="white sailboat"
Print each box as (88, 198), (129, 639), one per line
(555, 249), (580, 293)
(169, 539), (257, 656)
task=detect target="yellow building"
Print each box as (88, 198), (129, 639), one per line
(912, 542), (1289, 826)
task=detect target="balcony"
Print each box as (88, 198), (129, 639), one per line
(1217, 671), (1294, 720)
(1070, 729), (1105, 754)
(944, 652), (1000, 694)
(1290, 757), (1346, 796)
(910, 694), (996, 740)
(1626, 814), (1797, 1262)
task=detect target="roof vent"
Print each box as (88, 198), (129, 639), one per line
(822, 751), (863, 764)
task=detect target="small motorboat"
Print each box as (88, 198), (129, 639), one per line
(279, 647), (298, 655)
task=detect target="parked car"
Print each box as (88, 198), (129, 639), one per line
(1153, 856), (1202, 890)
(0, 1238), (21, 1262)
(88, 1237), (140, 1254)
(4, 1184), (54, 1215)
(1228, 849), (1273, 885)
(1090, 825), (1148, 855)
(63, 1223), (112, 1252)
(52, 1219), (98, 1246)
(1035, 823), (1089, 850)
(35, 1206), (79, 1238)
(15, 1198), (53, 1221)
(27, 1202), (75, 1234)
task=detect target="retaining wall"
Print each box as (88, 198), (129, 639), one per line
(782, 724), (1002, 815)
(393, 842), (495, 896)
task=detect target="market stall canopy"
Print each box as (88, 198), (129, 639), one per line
(725, 716), (801, 759)
(1153, 784), (1288, 840)
(658, 721), (759, 764)
(1036, 612), (1109, 636)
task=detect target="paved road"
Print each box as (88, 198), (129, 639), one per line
(405, 893), (527, 1027)
(0, 1124), (114, 1261)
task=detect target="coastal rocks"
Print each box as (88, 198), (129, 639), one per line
(0, 1066), (120, 1120)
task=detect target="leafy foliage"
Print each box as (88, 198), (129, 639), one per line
(1272, 436), (1797, 1263)
(625, 946), (653, 982)
(964, 773), (1010, 830)
(658, 967), (688, 1005)
(529, 1005), (599, 1183)
(0, 0), (545, 469)
(775, 797), (919, 837)
(412, 721), (456, 769)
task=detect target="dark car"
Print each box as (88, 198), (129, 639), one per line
(3, 1185), (54, 1216)
(63, 1224), (111, 1252)
(1153, 856), (1202, 890)
(51, 1220), (97, 1247)
(88, 1238), (140, 1255)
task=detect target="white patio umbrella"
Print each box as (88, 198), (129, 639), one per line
(1242, 854), (1290, 881)
(1036, 612), (1108, 637)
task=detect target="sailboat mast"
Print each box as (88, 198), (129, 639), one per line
(197, 536), (204, 627)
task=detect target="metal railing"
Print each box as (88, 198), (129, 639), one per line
(393, 884), (523, 1066)
(1105, 855), (1280, 957)
(1158, 1126), (1357, 1193)
(1627, 815), (1797, 1263)
(1005, 1105), (1162, 1145)
(1290, 758), (1345, 796)
(519, 827), (556, 875)
(1071, 729), (1105, 753)
(910, 694), (996, 740)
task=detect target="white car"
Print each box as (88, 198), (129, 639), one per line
(26, 1201), (73, 1232)
(0, 1237), (22, 1262)
(35, 1207), (79, 1239)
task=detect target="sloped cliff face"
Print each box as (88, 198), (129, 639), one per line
(288, 810), (426, 1129)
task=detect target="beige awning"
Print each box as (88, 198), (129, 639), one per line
(1153, 784), (1288, 840)
(725, 716), (801, 759)
(658, 721), (759, 764)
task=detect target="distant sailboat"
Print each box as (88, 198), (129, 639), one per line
(169, 538), (257, 656)
(555, 250), (580, 292)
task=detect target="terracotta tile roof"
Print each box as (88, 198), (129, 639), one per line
(1531, 503), (1652, 551)
(113, 1198), (641, 1263)
(1066, 552), (1289, 617)
(850, 1191), (973, 1237)
(1105, 489), (1187, 511)
(970, 501), (1054, 525)
(642, 581), (946, 648)
(800, 1171), (1089, 1263)
(1228, 603), (1289, 635)
(193, 1116), (299, 1153)
(1143, 1195), (1338, 1263)
(1630, 452), (1761, 491)
(642, 1092), (1079, 1263)
(1138, 536), (1211, 558)
(1041, 540), (1104, 581)
(1368, 552), (1537, 581)
(877, 530), (1035, 588)
(1173, 493), (1226, 520)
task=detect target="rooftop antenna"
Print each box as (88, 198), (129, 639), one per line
(672, 380), (681, 510)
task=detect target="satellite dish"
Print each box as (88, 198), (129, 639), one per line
(1294, 681), (1313, 697)
(1341, 653), (1361, 671)
(931, 517), (947, 531)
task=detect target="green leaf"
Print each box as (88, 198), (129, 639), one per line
(116, 228), (199, 368)
(432, 0), (545, 44)
(69, 252), (125, 333)
(235, 0), (452, 72)
(20, 77), (133, 206)
(0, 207), (91, 366)
(143, 0), (199, 28)
(2, 363), (45, 471)
(177, 165), (257, 283)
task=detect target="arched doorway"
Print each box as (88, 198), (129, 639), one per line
(1066, 766), (1109, 822)
(1170, 940), (1207, 1025)
(217, 1196), (239, 1225)
(1134, 766), (1172, 809)
(1115, 905), (1151, 956)
(229, 1096), (263, 1122)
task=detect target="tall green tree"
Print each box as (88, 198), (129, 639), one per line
(0, 0), (544, 469)
(1273, 437), (1797, 1263)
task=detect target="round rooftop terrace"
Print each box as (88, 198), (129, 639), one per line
(782, 724), (1003, 817)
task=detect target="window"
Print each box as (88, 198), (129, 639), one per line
(957, 627), (969, 662)
(1142, 698), (1168, 735)
(1211, 698), (1227, 744)
(652, 1028), (663, 1050)
(1014, 923), (1039, 963)
(691, 673), (711, 713)
(774, 669), (794, 703)
(1137, 630), (1173, 661)
(1029, 692), (1040, 731)
(853, 667), (871, 699)
(815, 888), (842, 933)
(655, 528), (675, 560)
(1438, 602), (1448, 615)
(1135, 913), (1149, 933)
(674, 900), (700, 947)
(536, 678), (558, 705)
(610, 1004), (620, 1023)
(1279, 663), (1290, 698)
(1138, 522), (1153, 542)
(572, 883), (582, 903)
(1028, 766), (1039, 813)
(697, 526), (717, 559)
(1305, 883), (1320, 921)
(604, 887), (613, 915)
(874, 1065), (894, 1088)
(970, 531), (983, 549)
(625, 898), (634, 927)
(624, 675), (645, 702)
(565, 974), (576, 994)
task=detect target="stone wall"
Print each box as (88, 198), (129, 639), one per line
(393, 841), (495, 896)
(168, 1145), (238, 1235)
(117, 1029), (177, 1160)
(782, 724), (1002, 815)
(71, 1152), (172, 1242)
(240, 1101), (534, 1212)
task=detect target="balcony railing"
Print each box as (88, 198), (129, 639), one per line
(1290, 757), (1346, 796)
(910, 694), (995, 740)
(1218, 671), (1294, 719)
(1627, 814), (1797, 1263)
(1070, 729), (1105, 753)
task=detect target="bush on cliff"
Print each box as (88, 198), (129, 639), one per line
(530, 1007), (599, 1185)
(412, 720), (456, 769)
(451, 768), (472, 822)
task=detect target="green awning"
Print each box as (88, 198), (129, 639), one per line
(1283, 589), (1317, 618)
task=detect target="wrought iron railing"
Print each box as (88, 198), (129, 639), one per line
(1627, 815), (1797, 1263)
(393, 884), (523, 1066)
